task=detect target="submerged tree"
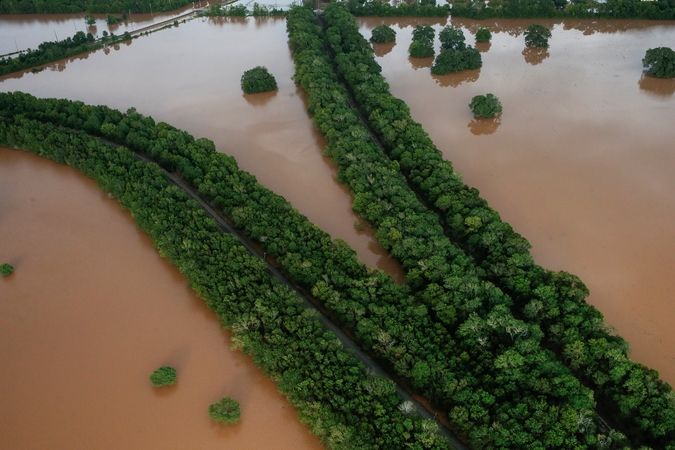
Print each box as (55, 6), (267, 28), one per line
(524, 24), (552, 48)
(431, 46), (481, 74)
(0, 263), (14, 276)
(439, 26), (466, 50)
(475, 28), (492, 43)
(469, 93), (502, 118)
(149, 366), (177, 387)
(84, 14), (96, 26)
(409, 38), (434, 58)
(370, 24), (396, 43)
(241, 66), (278, 94)
(209, 397), (241, 424)
(642, 47), (675, 78)
(412, 24), (435, 42)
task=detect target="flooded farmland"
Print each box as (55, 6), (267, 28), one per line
(359, 17), (675, 384)
(0, 147), (325, 450)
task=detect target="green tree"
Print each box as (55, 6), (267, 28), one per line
(0, 263), (14, 276)
(469, 94), (502, 118)
(149, 366), (177, 386)
(209, 397), (241, 424)
(370, 24), (396, 43)
(524, 24), (551, 48)
(430, 46), (481, 74)
(409, 38), (434, 58)
(106, 14), (121, 24)
(642, 47), (675, 78)
(439, 26), (466, 50)
(475, 28), (492, 43)
(412, 24), (435, 42)
(241, 66), (278, 94)
(84, 14), (96, 26)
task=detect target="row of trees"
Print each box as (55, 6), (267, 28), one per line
(320, 4), (675, 448)
(296, 6), (624, 449)
(0, 0), (190, 13)
(199, 3), (286, 17)
(0, 31), (97, 76)
(345, 0), (449, 17)
(0, 94), (451, 450)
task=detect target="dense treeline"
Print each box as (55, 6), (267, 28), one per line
(0, 0), (190, 13)
(0, 99), (451, 450)
(0, 32), (97, 77)
(450, 0), (675, 20)
(289, 6), (628, 449)
(320, 4), (675, 448)
(199, 2), (286, 17)
(345, 0), (449, 17)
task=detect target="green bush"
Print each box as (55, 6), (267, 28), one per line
(370, 24), (396, 43)
(209, 397), (241, 424)
(643, 47), (675, 78)
(430, 46), (481, 74)
(475, 28), (492, 42)
(149, 366), (177, 387)
(524, 24), (551, 47)
(439, 25), (465, 50)
(0, 263), (14, 276)
(469, 93), (502, 118)
(412, 24), (435, 42)
(84, 14), (95, 26)
(240, 66), (278, 94)
(106, 14), (121, 24)
(408, 38), (434, 58)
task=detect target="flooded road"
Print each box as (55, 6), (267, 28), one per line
(0, 147), (325, 449)
(360, 17), (675, 384)
(0, 16), (404, 281)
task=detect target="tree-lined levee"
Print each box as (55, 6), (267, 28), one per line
(304, 4), (675, 448)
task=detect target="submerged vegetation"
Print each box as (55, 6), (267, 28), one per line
(524, 24), (552, 47)
(0, 0), (191, 13)
(469, 94), (503, 118)
(209, 397), (241, 424)
(150, 366), (177, 387)
(199, 3), (286, 17)
(0, 263), (14, 276)
(408, 25), (435, 58)
(241, 66), (278, 94)
(643, 47), (675, 78)
(475, 28), (492, 43)
(369, 24), (396, 43)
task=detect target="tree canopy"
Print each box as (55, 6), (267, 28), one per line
(643, 47), (675, 78)
(524, 24), (552, 47)
(149, 366), (177, 387)
(241, 66), (278, 94)
(469, 94), (503, 118)
(370, 24), (396, 43)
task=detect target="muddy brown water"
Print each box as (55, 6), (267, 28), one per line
(0, 147), (324, 450)
(361, 17), (675, 385)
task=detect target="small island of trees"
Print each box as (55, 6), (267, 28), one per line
(469, 93), (503, 118)
(475, 28), (492, 42)
(208, 397), (241, 424)
(643, 47), (675, 78)
(408, 25), (435, 58)
(524, 24), (552, 47)
(149, 366), (177, 387)
(241, 66), (278, 94)
(431, 26), (481, 74)
(370, 24), (396, 43)
(1, 263), (14, 276)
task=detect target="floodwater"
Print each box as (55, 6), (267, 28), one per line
(0, 16), (405, 281)
(0, 147), (325, 450)
(360, 17), (675, 384)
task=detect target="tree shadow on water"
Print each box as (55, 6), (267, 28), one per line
(372, 41), (396, 58)
(468, 116), (501, 135)
(522, 47), (549, 66)
(431, 68), (480, 88)
(638, 72), (675, 98)
(475, 41), (491, 53)
(242, 89), (278, 106)
(408, 55), (433, 71)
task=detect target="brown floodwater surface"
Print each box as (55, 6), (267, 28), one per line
(360, 17), (675, 384)
(0, 16), (404, 282)
(0, 147), (324, 450)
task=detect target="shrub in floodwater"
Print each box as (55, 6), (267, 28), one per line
(439, 26), (466, 51)
(149, 366), (177, 386)
(412, 25), (435, 43)
(106, 14), (121, 25)
(241, 66), (278, 94)
(84, 14), (96, 26)
(475, 28), (492, 43)
(408, 38), (434, 58)
(209, 397), (241, 424)
(431, 47), (481, 74)
(0, 263), (14, 276)
(469, 94), (502, 118)
(370, 25), (396, 43)
(524, 24), (551, 48)
(643, 47), (675, 79)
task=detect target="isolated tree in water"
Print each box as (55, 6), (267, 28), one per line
(241, 66), (278, 94)
(524, 24), (552, 48)
(469, 94), (503, 118)
(643, 47), (675, 78)
(370, 24), (396, 43)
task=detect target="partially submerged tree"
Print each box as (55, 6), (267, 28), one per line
(84, 14), (96, 26)
(149, 366), (177, 387)
(431, 46), (481, 74)
(439, 26), (466, 51)
(475, 28), (492, 43)
(209, 397), (241, 424)
(412, 24), (435, 42)
(643, 47), (675, 79)
(0, 263), (14, 276)
(241, 66), (278, 94)
(409, 38), (434, 58)
(370, 24), (396, 43)
(469, 93), (503, 118)
(524, 24), (552, 48)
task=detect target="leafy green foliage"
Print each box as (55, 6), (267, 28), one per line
(0, 0), (192, 13)
(469, 94), (502, 118)
(475, 28), (492, 42)
(430, 46), (481, 74)
(200, 3), (247, 16)
(106, 14), (121, 24)
(209, 397), (241, 424)
(643, 47), (675, 79)
(84, 14), (95, 25)
(150, 366), (177, 387)
(439, 26), (465, 50)
(412, 24), (435, 42)
(240, 66), (278, 94)
(408, 39), (434, 58)
(346, 0), (449, 17)
(0, 263), (14, 276)
(524, 23), (552, 47)
(369, 24), (396, 43)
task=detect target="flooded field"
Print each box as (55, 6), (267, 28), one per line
(0, 147), (324, 450)
(360, 17), (675, 384)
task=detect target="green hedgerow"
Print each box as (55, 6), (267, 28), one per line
(1, 263), (14, 276)
(209, 397), (241, 424)
(469, 94), (503, 118)
(643, 47), (675, 79)
(475, 28), (492, 43)
(524, 24), (552, 48)
(241, 66), (278, 94)
(370, 24), (396, 43)
(149, 366), (177, 387)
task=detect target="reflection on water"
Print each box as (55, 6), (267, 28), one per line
(409, 55), (434, 70)
(468, 116), (501, 135)
(243, 89), (279, 106)
(372, 41), (396, 57)
(638, 72), (675, 98)
(522, 46), (549, 65)
(357, 16), (448, 30)
(432, 68), (480, 87)
(475, 41), (491, 53)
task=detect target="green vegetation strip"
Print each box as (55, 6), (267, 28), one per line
(321, 4), (675, 448)
(0, 0), (190, 14)
(288, 7), (621, 449)
(0, 102), (451, 450)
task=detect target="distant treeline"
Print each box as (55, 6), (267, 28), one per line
(0, 31), (96, 76)
(199, 2), (287, 16)
(321, 3), (675, 448)
(0, 0), (190, 14)
(345, 0), (449, 17)
(0, 91), (452, 450)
